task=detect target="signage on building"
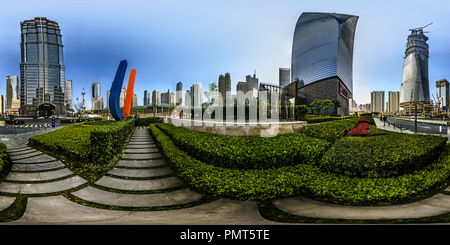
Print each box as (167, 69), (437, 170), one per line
(339, 82), (348, 99)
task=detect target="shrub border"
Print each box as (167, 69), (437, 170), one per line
(150, 123), (450, 205)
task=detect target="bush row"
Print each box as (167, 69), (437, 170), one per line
(301, 117), (361, 142)
(89, 118), (135, 164)
(28, 123), (98, 162)
(149, 124), (450, 204)
(0, 142), (8, 173)
(29, 119), (134, 164)
(136, 117), (160, 126)
(320, 127), (448, 177)
(155, 123), (331, 169)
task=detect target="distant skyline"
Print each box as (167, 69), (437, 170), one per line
(0, 0), (449, 110)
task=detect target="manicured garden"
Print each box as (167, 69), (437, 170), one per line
(19, 115), (450, 206)
(150, 116), (450, 205)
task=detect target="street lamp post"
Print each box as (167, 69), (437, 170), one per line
(414, 103), (417, 133)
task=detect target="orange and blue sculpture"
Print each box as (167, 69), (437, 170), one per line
(109, 59), (136, 121)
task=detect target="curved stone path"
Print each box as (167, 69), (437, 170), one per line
(71, 127), (205, 208)
(2, 126), (450, 224)
(0, 145), (87, 195)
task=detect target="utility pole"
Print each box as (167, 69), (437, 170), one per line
(414, 103), (417, 133)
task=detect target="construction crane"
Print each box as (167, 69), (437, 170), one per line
(409, 23), (433, 34)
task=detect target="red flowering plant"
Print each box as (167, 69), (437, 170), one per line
(346, 117), (371, 137)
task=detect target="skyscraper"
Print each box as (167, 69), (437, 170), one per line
(143, 90), (150, 106)
(65, 80), (73, 114)
(371, 91), (385, 113)
(291, 12), (358, 115)
(218, 73), (231, 103)
(176, 81), (183, 106)
(152, 89), (160, 105)
(190, 82), (202, 107)
(279, 68), (290, 87)
(20, 17), (66, 116)
(6, 75), (20, 116)
(91, 82), (103, 110)
(387, 91), (400, 114)
(399, 24), (432, 114)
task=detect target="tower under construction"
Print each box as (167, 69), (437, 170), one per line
(399, 23), (432, 114)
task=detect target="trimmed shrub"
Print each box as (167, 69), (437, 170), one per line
(29, 119), (134, 164)
(294, 105), (308, 121)
(136, 117), (160, 126)
(90, 118), (134, 164)
(302, 117), (361, 142)
(0, 142), (8, 173)
(150, 124), (450, 204)
(156, 123), (331, 169)
(320, 130), (448, 177)
(28, 123), (98, 162)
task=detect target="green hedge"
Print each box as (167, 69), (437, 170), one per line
(320, 129), (448, 177)
(28, 123), (98, 162)
(136, 117), (160, 126)
(29, 119), (134, 164)
(156, 123), (331, 169)
(150, 124), (450, 204)
(90, 118), (134, 164)
(302, 117), (361, 142)
(0, 142), (8, 173)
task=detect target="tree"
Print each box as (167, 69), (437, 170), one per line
(204, 82), (219, 106)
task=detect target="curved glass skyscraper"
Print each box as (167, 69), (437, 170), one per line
(290, 12), (358, 115)
(291, 12), (358, 94)
(399, 27), (430, 113)
(20, 17), (66, 116)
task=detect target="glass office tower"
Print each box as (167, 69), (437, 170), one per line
(290, 12), (358, 115)
(291, 12), (358, 94)
(20, 17), (66, 116)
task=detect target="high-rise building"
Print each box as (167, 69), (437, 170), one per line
(436, 79), (450, 112)
(279, 68), (290, 87)
(65, 80), (73, 113)
(176, 81), (183, 106)
(387, 91), (400, 114)
(290, 12), (358, 115)
(91, 82), (103, 110)
(218, 73), (231, 104)
(184, 90), (191, 107)
(6, 75), (20, 116)
(0, 95), (4, 115)
(152, 89), (160, 105)
(371, 91), (385, 113)
(399, 24), (432, 114)
(143, 90), (150, 106)
(132, 93), (138, 107)
(190, 82), (202, 107)
(20, 17), (66, 116)
(120, 87), (126, 108)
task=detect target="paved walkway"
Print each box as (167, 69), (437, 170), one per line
(1, 125), (450, 224)
(0, 127), (277, 225)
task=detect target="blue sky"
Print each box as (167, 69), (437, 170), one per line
(0, 0), (449, 109)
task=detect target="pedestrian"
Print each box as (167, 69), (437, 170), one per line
(134, 114), (139, 126)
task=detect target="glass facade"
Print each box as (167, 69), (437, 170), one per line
(20, 17), (66, 116)
(291, 12), (358, 95)
(399, 30), (430, 111)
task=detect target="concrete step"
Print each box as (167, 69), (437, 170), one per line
(72, 186), (204, 207)
(95, 176), (184, 191)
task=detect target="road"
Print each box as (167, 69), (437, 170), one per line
(384, 117), (449, 135)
